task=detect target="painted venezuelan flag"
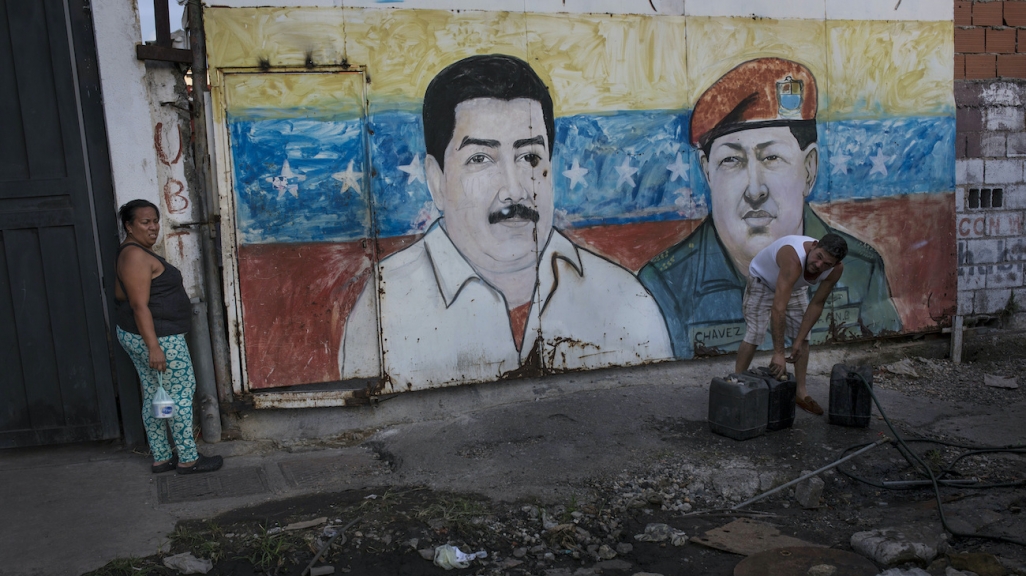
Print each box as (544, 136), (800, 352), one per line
(207, 7), (954, 388)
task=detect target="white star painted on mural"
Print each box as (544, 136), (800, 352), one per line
(397, 154), (425, 185)
(829, 153), (851, 176)
(666, 152), (689, 183)
(615, 156), (639, 188)
(332, 160), (363, 195)
(868, 150), (893, 177)
(265, 159), (305, 200)
(562, 158), (589, 190)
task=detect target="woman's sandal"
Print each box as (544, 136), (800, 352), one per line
(176, 454), (224, 475)
(151, 454), (178, 474)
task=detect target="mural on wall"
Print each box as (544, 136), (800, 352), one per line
(639, 57), (904, 358)
(341, 54), (672, 389)
(208, 7), (956, 392)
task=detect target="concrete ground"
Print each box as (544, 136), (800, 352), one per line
(1, 336), (1024, 576)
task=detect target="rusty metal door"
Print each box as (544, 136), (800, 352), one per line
(221, 71), (379, 390)
(0, 0), (121, 447)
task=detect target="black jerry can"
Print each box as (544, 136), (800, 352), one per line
(709, 373), (769, 440)
(744, 366), (797, 431)
(829, 364), (874, 428)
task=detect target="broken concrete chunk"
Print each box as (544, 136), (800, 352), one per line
(983, 374), (1019, 389)
(711, 468), (760, 502)
(795, 475), (824, 509)
(850, 529), (937, 566)
(633, 523), (687, 546)
(162, 552), (213, 575)
(880, 358), (919, 377)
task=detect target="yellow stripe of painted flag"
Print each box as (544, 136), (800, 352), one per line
(206, 7), (951, 121)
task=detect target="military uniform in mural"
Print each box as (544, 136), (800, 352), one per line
(638, 57), (901, 359)
(639, 205), (901, 359)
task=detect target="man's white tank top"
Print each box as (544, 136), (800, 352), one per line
(749, 235), (833, 292)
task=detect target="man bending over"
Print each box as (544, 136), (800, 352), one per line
(735, 233), (847, 415)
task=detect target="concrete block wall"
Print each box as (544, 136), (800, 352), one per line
(956, 1), (1026, 318)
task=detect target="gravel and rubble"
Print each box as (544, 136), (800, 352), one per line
(85, 439), (1025, 576)
(84, 333), (1026, 576)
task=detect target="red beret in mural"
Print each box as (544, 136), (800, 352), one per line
(690, 57), (818, 149)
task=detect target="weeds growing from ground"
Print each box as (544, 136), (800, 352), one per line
(168, 521), (226, 562)
(414, 494), (488, 535)
(236, 526), (305, 574)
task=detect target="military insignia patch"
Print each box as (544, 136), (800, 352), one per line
(776, 75), (803, 119)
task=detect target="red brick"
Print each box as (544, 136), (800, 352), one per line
(974, 1), (1005, 25)
(956, 27), (987, 53)
(956, 54), (967, 79)
(997, 53), (1026, 77)
(1020, 29), (1026, 52)
(956, 1), (974, 24)
(987, 27), (1017, 52)
(1005, 1), (1026, 26)
(966, 53), (997, 78)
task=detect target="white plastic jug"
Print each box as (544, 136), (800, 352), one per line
(152, 373), (175, 419)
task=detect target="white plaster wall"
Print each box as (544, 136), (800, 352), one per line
(146, 67), (205, 299)
(92, 0), (205, 298)
(92, 1), (160, 218)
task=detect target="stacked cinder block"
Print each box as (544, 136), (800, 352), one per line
(956, 1), (1026, 318)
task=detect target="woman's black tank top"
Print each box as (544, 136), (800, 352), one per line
(116, 242), (192, 336)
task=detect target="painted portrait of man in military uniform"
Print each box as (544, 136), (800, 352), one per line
(639, 57), (901, 359)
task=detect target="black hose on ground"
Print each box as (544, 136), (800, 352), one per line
(839, 371), (1025, 547)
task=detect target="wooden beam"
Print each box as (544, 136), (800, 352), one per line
(136, 44), (193, 64)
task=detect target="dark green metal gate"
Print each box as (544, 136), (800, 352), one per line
(0, 0), (123, 447)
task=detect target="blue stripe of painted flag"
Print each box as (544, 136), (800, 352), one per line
(228, 111), (953, 244)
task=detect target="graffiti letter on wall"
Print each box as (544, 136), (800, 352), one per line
(155, 122), (189, 214)
(155, 122), (184, 167)
(163, 178), (189, 214)
(165, 229), (189, 261)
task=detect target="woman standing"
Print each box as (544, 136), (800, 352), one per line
(115, 199), (223, 474)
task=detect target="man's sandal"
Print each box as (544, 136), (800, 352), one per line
(796, 395), (824, 416)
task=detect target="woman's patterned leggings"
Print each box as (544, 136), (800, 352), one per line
(116, 328), (198, 464)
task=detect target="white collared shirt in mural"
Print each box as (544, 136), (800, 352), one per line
(339, 220), (673, 391)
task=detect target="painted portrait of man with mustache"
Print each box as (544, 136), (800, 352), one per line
(339, 54), (671, 388)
